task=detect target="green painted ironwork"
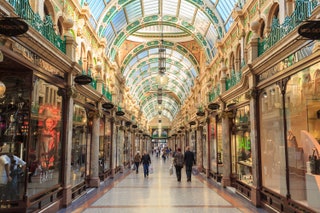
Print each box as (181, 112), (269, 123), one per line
(258, 0), (318, 56)
(209, 84), (220, 102)
(102, 84), (112, 101)
(8, 0), (66, 53)
(226, 70), (242, 91)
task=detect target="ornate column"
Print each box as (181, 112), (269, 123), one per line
(196, 125), (203, 171)
(61, 73), (76, 207)
(88, 108), (101, 187)
(247, 21), (260, 64)
(206, 117), (211, 178)
(247, 87), (261, 206)
(221, 111), (232, 187)
(63, 16), (77, 61)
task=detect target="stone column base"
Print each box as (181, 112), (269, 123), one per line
(250, 186), (261, 207)
(61, 185), (72, 208)
(221, 177), (231, 188)
(88, 177), (100, 188)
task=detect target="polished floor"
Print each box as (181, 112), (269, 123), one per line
(59, 154), (267, 213)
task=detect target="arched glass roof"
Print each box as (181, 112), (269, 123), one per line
(82, 0), (238, 122)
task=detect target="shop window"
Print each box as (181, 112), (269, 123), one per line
(28, 77), (63, 196)
(259, 85), (285, 195)
(0, 73), (31, 201)
(71, 105), (87, 186)
(233, 106), (252, 184)
(285, 65), (320, 211)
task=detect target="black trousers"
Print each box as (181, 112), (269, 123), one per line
(175, 165), (183, 181)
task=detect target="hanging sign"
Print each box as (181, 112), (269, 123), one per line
(298, 20), (320, 40)
(74, 75), (92, 85)
(0, 17), (29, 36)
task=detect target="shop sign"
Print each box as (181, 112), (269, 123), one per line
(0, 17), (29, 36)
(74, 75), (92, 85)
(298, 21), (320, 40)
(102, 102), (114, 110)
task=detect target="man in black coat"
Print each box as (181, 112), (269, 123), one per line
(184, 146), (195, 182)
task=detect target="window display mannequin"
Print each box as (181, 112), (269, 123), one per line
(287, 130), (298, 148)
(0, 145), (26, 200)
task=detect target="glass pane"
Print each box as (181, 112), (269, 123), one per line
(71, 105), (87, 186)
(0, 73), (31, 201)
(260, 85), (285, 195)
(28, 77), (63, 196)
(286, 65), (320, 212)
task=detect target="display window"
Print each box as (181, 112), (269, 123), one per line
(71, 105), (87, 186)
(259, 84), (285, 194)
(28, 77), (64, 196)
(233, 106), (251, 184)
(98, 117), (112, 175)
(209, 117), (216, 173)
(285, 64), (320, 211)
(260, 63), (320, 212)
(0, 73), (31, 201)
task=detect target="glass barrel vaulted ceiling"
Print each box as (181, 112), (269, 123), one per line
(81, 0), (237, 124)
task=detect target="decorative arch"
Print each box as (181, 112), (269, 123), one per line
(44, 0), (55, 22)
(121, 40), (200, 75)
(267, 3), (280, 30)
(108, 16), (215, 63)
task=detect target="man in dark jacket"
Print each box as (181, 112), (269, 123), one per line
(141, 151), (151, 178)
(184, 146), (195, 182)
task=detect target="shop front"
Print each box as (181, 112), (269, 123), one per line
(258, 58), (320, 212)
(0, 65), (66, 211)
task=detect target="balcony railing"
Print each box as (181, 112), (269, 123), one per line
(258, 0), (318, 56)
(226, 70), (242, 91)
(209, 84), (220, 102)
(8, 0), (66, 53)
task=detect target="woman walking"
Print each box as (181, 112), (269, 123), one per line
(173, 148), (184, 182)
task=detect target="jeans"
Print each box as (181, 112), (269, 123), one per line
(143, 164), (149, 177)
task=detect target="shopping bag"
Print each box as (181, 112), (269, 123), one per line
(169, 164), (173, 175)
(131, 164), (136, 170)
(149, 165), (154, 174)
(192, 166), (199, 175)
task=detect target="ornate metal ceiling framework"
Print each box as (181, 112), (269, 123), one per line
(85, 0), (237, 124)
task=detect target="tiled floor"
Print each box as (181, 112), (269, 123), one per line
(60, 155), (267, 213)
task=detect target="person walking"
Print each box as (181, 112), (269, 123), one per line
(184, 146), (195, 182)
(141, 151), (151, 178)
(173, 148), (184, 182)
(133, 151), (141, 174)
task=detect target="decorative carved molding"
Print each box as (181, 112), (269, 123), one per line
(66, 86), (77, 98)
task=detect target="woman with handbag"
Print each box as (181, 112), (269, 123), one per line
(173, 148), (184, 182)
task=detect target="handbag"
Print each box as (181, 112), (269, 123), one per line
(169, 164), (173, 175)
(131, 164), (136, 170)
(149, 165), (154, 174)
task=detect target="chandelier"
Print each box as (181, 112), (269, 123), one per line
(157, 18), (166, 105)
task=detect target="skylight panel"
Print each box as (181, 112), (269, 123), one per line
(194, 10), (211, 35)
(179, 0), (196, 23)
(125, 1), (142, 22)
(87, 0), (106, 21)
(143, 0), (159, 16)
(206, 24), (218, 49)
(149, 48), (158, 55)
(112, 10), (127, 34)
(162, 0), (178, 17)
(104, 24), (115, 45)
(138, 51), (148, 59)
